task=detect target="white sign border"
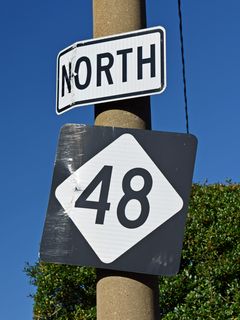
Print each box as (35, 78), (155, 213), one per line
(56, 26), (166, 115)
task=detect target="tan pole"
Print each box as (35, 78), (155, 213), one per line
(93, 0), (151, 130)
(93, 1), (160, 319)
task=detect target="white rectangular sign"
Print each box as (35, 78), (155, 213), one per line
(56, 26), (166, 114)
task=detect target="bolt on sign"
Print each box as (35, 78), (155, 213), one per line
(40, 125), (197, 276)
(56, 26), (166, 114)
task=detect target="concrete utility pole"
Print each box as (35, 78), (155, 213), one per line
(93, 0), (160, 319)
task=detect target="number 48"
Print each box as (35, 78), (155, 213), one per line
(75, 165), (153, 229)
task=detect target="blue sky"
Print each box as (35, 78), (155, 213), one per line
(1, 1), (240, 318)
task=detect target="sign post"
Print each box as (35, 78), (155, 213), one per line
(39, 1), (197, 319)
(93, 0), (159, 319)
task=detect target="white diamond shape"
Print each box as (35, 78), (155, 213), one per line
(55, 133), (183, 263)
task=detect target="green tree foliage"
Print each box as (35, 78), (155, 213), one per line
(25, 264), (96, 319)
(159, 183), (240, 319)
(25, 184), (240, 319)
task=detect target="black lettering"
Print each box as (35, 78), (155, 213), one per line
(117, 168), (152, 229)
(61, 63), (72, 97)
(75, 166), (113, 225)
(117, 48), (133, 82)
(137, 44), (156, 80)
(74, 57), (91, 90)
(97, 53), (114, 86)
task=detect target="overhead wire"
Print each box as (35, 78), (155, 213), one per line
(177, 0), (190, 134)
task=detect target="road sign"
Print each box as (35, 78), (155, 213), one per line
(56, 26), (166, 114)
(40, 125), (197, 275)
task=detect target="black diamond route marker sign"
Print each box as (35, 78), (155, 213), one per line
(40, 124), (197, 276)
